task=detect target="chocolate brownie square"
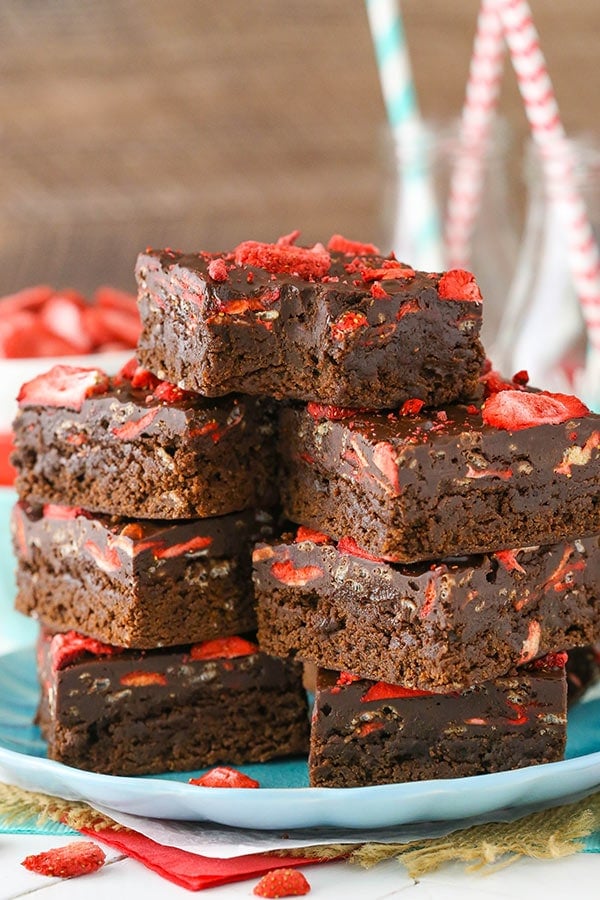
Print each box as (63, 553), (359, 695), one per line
(309, 656), (567, 787)
(253, 527), (600, 691)
(13, 502), (274, 648)
(36, 630), (309, 776)
(278, 381), (600, 562)
(135, 236), (485, 409)
(12, 360), (277, 518)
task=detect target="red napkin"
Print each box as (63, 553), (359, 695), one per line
(81, 826), (330, 891)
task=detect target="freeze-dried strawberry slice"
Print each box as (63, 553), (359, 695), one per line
(50, 631), (121, 671)
(337, 535), (385, 562)
(92, 306), (140, 346)
(150, 534), (213, 559)
(438, 269), (482, 302)
(330, 310), (368, 340)
(234, 240), (331, 279)
(254, 868), (311, 898)
(482, 390), (589, 431)
(111, 407), (160, 440)
(306, 402), (361, 420)
(42, 504), (91, 520)
(152, 381), (192, 403)
(361, 682), (434, 702)
(295, 525), (331, 544)
(189, 766), (260, 788)
(21, 841), (105, 878)
(94, 285), (138, 314)
(190, 635), (259, 660)
(400, 398), (425, 416)
(530, 651), (568, 671)
(0, 284), (54, 316)
(270, 559), (324, 586)
(327, 234), (380, 255)
(17, 365), (110, 411)
(40, 292), (93, 354)
(120, 670), (167, 687)
(207, 258), (229, 281)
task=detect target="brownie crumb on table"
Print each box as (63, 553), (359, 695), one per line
(134, 234), (486, 409)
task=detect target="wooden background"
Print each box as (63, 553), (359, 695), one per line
(0, 0), (598, 294)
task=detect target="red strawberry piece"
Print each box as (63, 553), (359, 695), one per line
(327, 234), (380, 255)
(494, 549), (526, 574)
(270, 559), (324, 586)
(81, 305), (119, 349)
(356, 720), (385, 737)
(395, 298), (420, 320)
(40, 292), (93, 354)
(330, 310), (368, 341)
(207, 258), (229, 281)
(295, 525), (331, 544)
(531, 651), (568, 671)
(92, 306), (140, 347)
(50, 631), (121, 671)
(152, 534), (213, 559)
(17, 365), (110, 411)
(330, 670), (362, 693)
(370, 281), (390, 299)
(120, 670), (167, 687)
(152, 380), (191, 403)
(234, 240), (331, 279)
(0, 284), (54, 317)
(115, 356), (139, 382)
(306, 402), (360, 421)
(337, 535), (385, 562)
(480, 368), (521, 398)
(276, 230), (301, 246)
(115, 359), (160, 392)
(482, 390), (589, 431)
(506, 699), (529, 726)
(359, 264), (415, 282)
(111, 407), (160, 440)
(512, 369), (530, 385)
(254, 868), (311, 898)
(84, 539), (122, 574)
(21, 841), (105, 878)
(437, 269), (482, 302)
(190, 766), (260, 788)
(361, 682), (434, 702)
(400, 398), (425, 416)
(372, 441), (400, 495)
(518, 620), (541, 665)
(119, 522), (145, 539)
(94, 285), (138, 314)
(190, 635), (259, 660)
(42, 504), (90, 520)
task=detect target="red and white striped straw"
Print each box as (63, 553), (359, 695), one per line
(495, 0), (600, 351)
(445, 0), (505, 268)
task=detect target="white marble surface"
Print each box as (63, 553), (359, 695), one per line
(1, 833), (600, 899)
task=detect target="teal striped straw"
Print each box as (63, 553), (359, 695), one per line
(366, 0), (444, 269)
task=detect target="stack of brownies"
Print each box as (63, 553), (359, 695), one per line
(11, 232), (600, 785)
(10, 361), (309, 775)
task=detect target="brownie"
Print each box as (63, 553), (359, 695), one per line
(309, 656), (567, 787)
(11, 361), (277, 518)
(253, 528), (600, 691)
(278, 385), (600, 562)
(13, 502), (275, 648)
(135, 238), (485, 408)
(36, 629), (309, 776)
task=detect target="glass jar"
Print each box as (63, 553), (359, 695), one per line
(493, 136), (600, 411)
(386, 119), (518, 352)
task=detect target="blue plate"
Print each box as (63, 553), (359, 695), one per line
(1, 646), (600, 829)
